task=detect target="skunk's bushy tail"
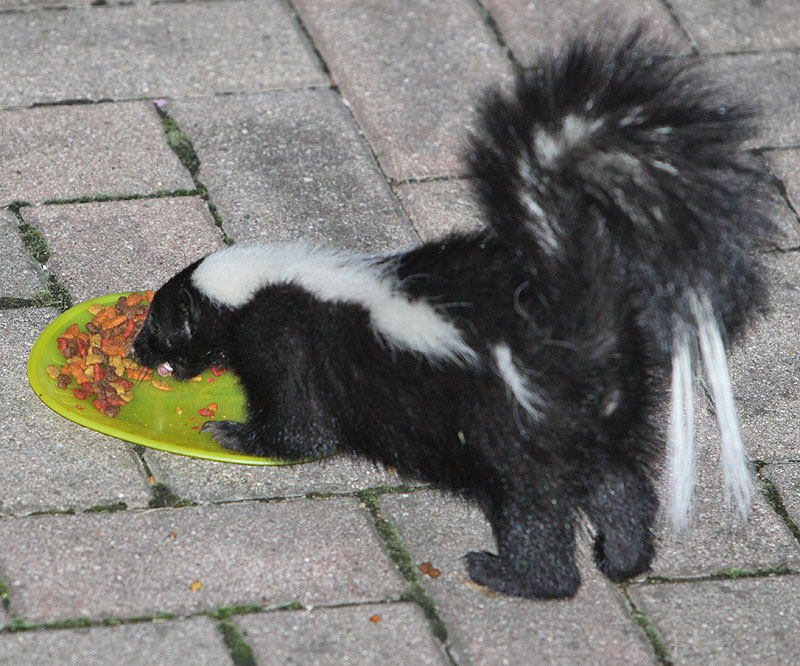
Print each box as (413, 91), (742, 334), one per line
(468, 26), (772, 532)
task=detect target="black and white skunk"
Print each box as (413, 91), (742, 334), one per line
(134, 28), (772, 599)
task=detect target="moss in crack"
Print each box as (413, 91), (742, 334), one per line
(757, 468), (800, 544)
(713, 565), (793, 580)
(358, 488), (447, 643)
(218, 617), (257, 666)
(154, 105), (231, 242)
(157, 108), (201, 179)
(149, 482), (192, 509)
(6, 618), (38, 633)
(0, 576), (9, 614)
(630, 608), (674, 665)
(46, 273), (74, 311)
(0, 293), (53, 309)
(216, 605), (263, 618)
(18, 222), (50, 265)
(84, 502), (128, 514)
(40, 190), (198, 206)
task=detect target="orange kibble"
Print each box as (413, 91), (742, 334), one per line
(206, 403), (218, 411)
(101, 314), (128, 331)
(91, 306), (117, 326)
(126, 367), (152, 381)
(62, 323), (81, 339)
(146, 290), (155, 303)
(101, 339), (127, 357)
(126, 292), (145, 307)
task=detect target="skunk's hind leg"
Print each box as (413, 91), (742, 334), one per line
(582, 463), (658, 582)
(466, 488), (581, 599)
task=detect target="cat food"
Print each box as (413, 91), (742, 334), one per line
(51, 292), (155, 417)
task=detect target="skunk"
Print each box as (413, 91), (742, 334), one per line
(133, 27), (772, 599)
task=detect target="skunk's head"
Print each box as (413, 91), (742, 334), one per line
(133, 259), (228, 381)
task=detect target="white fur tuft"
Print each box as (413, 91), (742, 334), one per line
(492, 343), (547, 420)
(668, 291), (753, 532)
(191, 243), (479, 366)
(668, 325), (695, 534)
(690, 291), (753, 523)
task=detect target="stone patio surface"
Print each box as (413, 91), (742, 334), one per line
(1, 1), (798, 664)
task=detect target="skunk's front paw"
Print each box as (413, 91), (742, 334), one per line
(465, 550), (580, 599)
(200, 420), (251, 453)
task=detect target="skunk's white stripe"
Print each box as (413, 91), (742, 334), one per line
(669, 325), (695, 533)
(191, 243), (478, 366)
(518, 156), (559, 255)
(492, 343), (546, 419)
(690, 291), (753, 523)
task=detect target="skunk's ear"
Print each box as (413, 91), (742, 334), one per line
(178, 284), (201, 336)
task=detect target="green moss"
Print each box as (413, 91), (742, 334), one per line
(358, 488), (448, 643)
(46, 274), (74, 311)
(758, 472), (800, 543)
(713, 565), (793, 580)
(630, 608), (674, 665)
(0, 576), (9, 613)
(6, 618), (37, 632)
(0, 296), (34, 309)
(40, 190), (199, 207)
(84, 502), (128, 514)
(148, 482), (192, 509)
(218, 618), (257, 666)
(158, 110), (201, 179)
(18, 222), (50, 264)
(215, 605), (263, 618)
(47, 617), (93, 630)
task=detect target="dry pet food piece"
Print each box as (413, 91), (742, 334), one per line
(418, 562), (442, 578)
(150, 378), (172, 392)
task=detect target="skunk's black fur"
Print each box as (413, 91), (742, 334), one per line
(134, 28), (771, 599)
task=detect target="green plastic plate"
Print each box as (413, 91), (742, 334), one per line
(28, 293), (296, 465)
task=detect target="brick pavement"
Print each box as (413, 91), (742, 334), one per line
(1, 1), (799, 664)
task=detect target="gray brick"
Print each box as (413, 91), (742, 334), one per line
(21, 197), (224, 303)
(166, 90), (417, 252)
(395, 180), (484, 242)
(0, 499), (404, 623)
(380, 491), (656, 666)
(0, 102), (193, 206)
(236, 603), (450, 666)
(768, 149), (800, 219)
(0, 210), (46, 298)
(728, 252), (800, 462)
(707, 53), (800, 149)
(0, 1), (325, 107)
(0, 617), (234, 666)
(1, 308), (151, 515)
(629, 576), (800, 665)
(671, 0), (800, 52)
(0, 0), (67, 7)
(143, 450), (409, 504)
(294, 0), (512, 180)
(483, 0), (686, 65)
